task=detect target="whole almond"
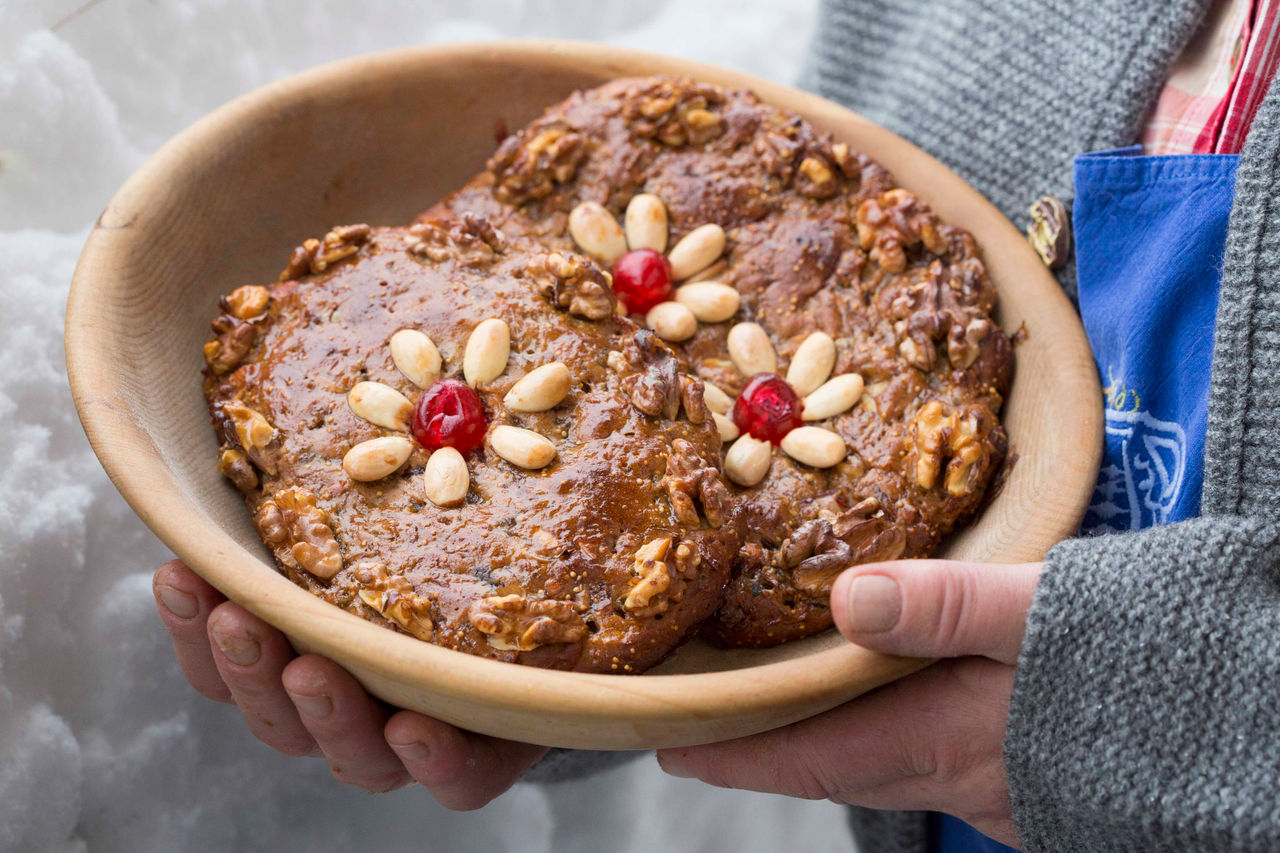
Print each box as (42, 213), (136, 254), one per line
(702, 381), (734, 415)
(503, 362), (572, 412)
(802, 373), (865, 421)
(423, 446), (469, 507)
(786, 332), (836, 396)
(348, 381), (414, 431)
(342, 436), (414, 481)
(489, 425), (557, 469)
(712, 412), (740, 442)
(667, 223), (726, 280)
(780, 427), (847, 468)
(675, 282), (741, 323)
(463, 318), (510, 387)
(727, 322), (778, 377)
(624, 193), (669, 252)
(389, 329), (442, 388)
(724, 434), (772, 486)
(646, 301), (698, 342)
(568, 202), (628, 264)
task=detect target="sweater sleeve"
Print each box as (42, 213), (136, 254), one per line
(521, 748), (643, 784)
(1005, 517), (1280, 852)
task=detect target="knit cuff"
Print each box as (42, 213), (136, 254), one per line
(1005, 517), (1280, 852)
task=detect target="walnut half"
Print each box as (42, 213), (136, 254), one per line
(279, 223), (371, 280)
(907, 400), (996, 497)
(203, 313), (258, 375)
(661, 439), (728, 528)
(622, 536), (701, 617)
(855, 189), (947, 274)
(619, 331), (708, 423)
(354, 563), (434, 642)
(621, 78), (726, 147)
(781, 516), (908, 596)
(468, 594), (586, 651)
(526, 251), (617, 320)
(487, 126), (587, 205)
(407, 214), (507, 266)
(254, 487), (343, 580)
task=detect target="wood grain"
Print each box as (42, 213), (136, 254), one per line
(65, 41), (1102, 750)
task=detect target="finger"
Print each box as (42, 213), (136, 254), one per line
(385, 711), (547, 810)
(831, 560), (1041, 664)
(657, 658), (1014, 822)
(153, 560), (232, 703)
(207, 601), (318, 758)
(281, 655), (410, 793)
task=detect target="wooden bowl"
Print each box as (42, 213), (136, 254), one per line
(66, 41), (1101, 750)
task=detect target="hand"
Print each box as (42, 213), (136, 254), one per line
(657, 560), (1042, 848)
(151, 559), (547, 806)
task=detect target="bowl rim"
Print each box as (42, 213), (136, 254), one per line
(66, 39), (1101, 741)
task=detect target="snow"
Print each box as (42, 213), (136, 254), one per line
(0, 1), (859, 850)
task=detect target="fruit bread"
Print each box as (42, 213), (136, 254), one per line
(425, 76), (1013, 646)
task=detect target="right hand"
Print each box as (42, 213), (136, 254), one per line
(152, 559), (547, 806)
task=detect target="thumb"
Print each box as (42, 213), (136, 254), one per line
(830, 560), (1041, 664)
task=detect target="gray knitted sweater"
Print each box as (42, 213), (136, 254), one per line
(808, 1), (1280, 851)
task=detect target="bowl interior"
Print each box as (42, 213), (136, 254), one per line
(67, 42), (1101, 748)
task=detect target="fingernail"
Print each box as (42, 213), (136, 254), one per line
(212, 626), (261, 666)
(847, 575), (901, 633)
(156, 584), (198, 619)
(387, 738), (430, 762)
(287, 690), (333, 719)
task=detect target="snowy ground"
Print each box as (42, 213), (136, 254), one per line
(0, 2), (864, 851)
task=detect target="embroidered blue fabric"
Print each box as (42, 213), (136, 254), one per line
(935, 146), (1239, 851)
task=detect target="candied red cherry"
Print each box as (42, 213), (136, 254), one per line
(732, 373), (802, 445)
(412, 379), (487, 452)
(612, 248), (673, 314)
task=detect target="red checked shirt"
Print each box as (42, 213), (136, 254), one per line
(1143, 0), (1280, 154)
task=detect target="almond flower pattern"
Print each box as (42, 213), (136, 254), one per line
(566, 194), (740, 341)
(567, 194), (865, 489)
(713, 323), (866, 487)
(342, 319), (571, 506)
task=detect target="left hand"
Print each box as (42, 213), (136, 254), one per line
(657, 560), (1042, 848)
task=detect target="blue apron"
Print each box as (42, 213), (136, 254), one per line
(936, 146), (1239, 851)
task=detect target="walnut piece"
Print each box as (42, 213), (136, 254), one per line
(947, 318), (994, 370)
(255, 487), (343, 580)
(885, 260), (999, 372)
(407, 214), (507, 266)
(487, 125), (587, 205)
(525, 251), (617, 320)
(907, 400), (996, 497)
(202, 313), (257, 374)
(221, 285), (270, 320)
(753, 116), (851, 198)
(354, 562), (434, 641)
(661, 438), (728, 528)
(795, 155), (839, 199)
(214, 399), (278, 476)
(781, 516), (908, 596)
(217, 447), (258, 492)
(621, 78), (726, 146)
(468, 594), (586, 651)
(619, 331), (708, 423)
(855, 189), (947, 273)
(279, 223), (371, 280)
(622, 532), (675, 612)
